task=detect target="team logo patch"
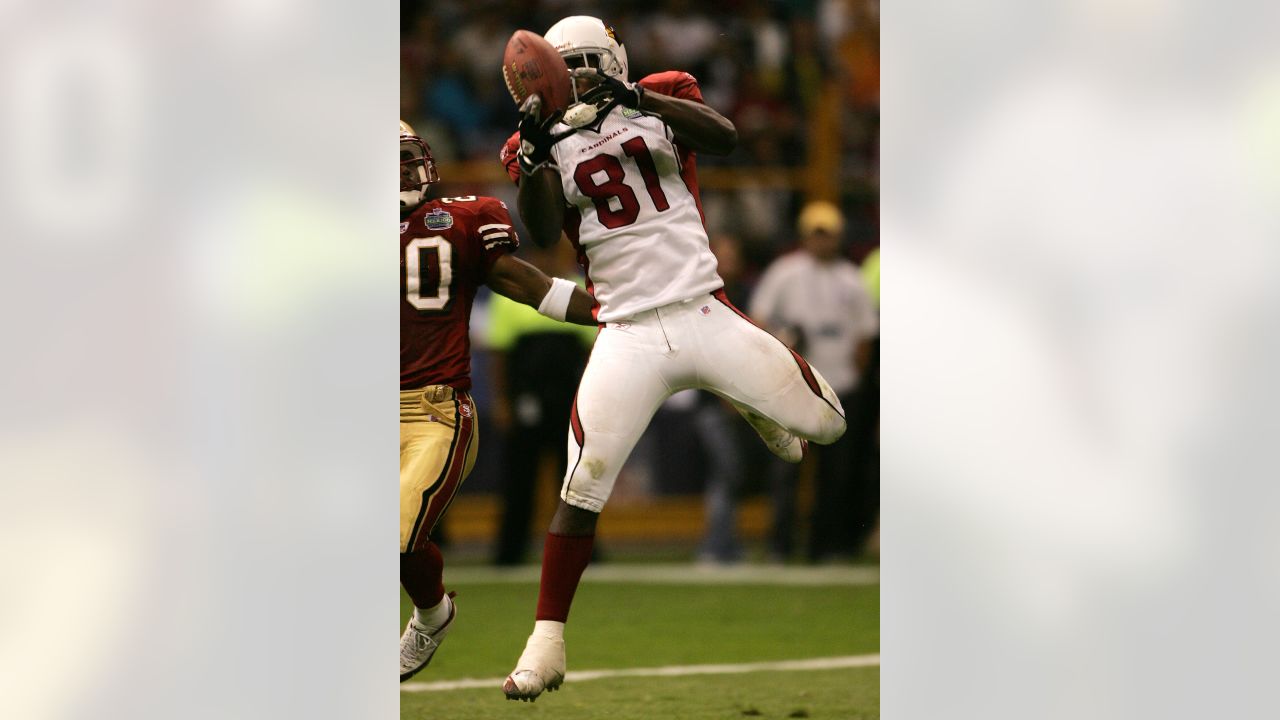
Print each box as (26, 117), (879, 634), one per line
(424, 208), (454, 231)
(699, 305), (711, 316)
(458, 402), (473, 418)
(399, 221), (409, 234)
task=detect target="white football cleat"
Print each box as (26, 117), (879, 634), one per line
(503, 628), (566, 701)
(399, 592), (456, 682)
(741, 410), (807, 463)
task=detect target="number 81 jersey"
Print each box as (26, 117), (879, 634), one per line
(503, 71), (723, 323)
(401, 195), (518, 391)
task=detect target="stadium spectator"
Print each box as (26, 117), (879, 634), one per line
(498, 15), (847, 701)
(750, 201), (879, 561)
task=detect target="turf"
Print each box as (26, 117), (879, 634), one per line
(403, 667), (879, 720)
(400, 578), (879, 719)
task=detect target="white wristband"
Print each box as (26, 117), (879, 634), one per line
(537, 277), (576, 321)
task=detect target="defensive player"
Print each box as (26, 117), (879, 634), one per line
(399, 120), (595, 682)
(497, 17), (849, 700)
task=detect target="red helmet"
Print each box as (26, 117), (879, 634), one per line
(400, 120), (439, 209)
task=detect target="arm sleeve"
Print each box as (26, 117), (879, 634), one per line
(475, 198), (520, 275)
(638, 71), (704, 104)
(499, 132), (522, 184)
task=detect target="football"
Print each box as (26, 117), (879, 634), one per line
(502, 29), (573, 115)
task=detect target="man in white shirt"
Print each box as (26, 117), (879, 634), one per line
(750, 201), (879, 560)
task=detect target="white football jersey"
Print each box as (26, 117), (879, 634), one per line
(547, 76), (722, 322)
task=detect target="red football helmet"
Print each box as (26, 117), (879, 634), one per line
(400, 120), (439, 209)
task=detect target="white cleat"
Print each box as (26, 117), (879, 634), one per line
(400, 592), (456, 682)
(741, 410), (808, 463)
(503, 629), (566, 702)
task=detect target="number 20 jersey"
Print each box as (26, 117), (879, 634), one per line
(502, 71), (722, 323)
(400, 196), (518, 391)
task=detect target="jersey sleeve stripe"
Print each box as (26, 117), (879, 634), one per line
(477, 223), (511, 233)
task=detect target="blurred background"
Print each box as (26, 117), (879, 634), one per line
(401, 0), (881, 566)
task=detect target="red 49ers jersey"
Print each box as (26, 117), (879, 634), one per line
(401, 195), (518, 390)
(501, 71), (722, 322)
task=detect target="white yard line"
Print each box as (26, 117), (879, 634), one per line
(401, 654), (880, 693)
(444, 563), (879, 586)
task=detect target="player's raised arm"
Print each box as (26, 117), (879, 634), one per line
(636, 87), (737, 156)
(578, 68), (737, 156)
(486, 253), (596, 326)
(516, 167), (567, 249)
(511, 96), (576, 248)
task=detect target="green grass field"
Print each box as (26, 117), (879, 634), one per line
(400, 568), (879, 719)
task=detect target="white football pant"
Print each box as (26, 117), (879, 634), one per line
(561, 290), (847, 512)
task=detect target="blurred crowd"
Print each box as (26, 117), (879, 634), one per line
(402, 0), (878, 265)
(404, 0), (880, 563)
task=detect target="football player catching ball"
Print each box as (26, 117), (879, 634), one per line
(498, 17), (849, 701)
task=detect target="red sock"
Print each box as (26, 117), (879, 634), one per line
(535, 532), (596, 622)
(400, 542), (445, 609)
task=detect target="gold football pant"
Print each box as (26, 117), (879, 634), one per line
(400, 385), (478, 553)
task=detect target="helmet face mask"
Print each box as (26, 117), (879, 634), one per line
(399, 121), (439, 210)
(562, 46), (624, 81)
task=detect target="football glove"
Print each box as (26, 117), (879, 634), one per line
(517, 95), (577, 176)
(576, 68), (645, 109)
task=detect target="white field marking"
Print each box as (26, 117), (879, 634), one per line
(400, 654), (880, 693)
(443, 563), (878, 586)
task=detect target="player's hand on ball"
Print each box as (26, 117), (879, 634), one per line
(576, 68), (644, 109)
(517, 95), (578, 175)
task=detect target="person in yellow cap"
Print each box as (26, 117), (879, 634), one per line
(750, 201), (879, 561)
